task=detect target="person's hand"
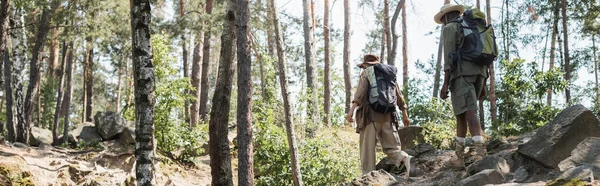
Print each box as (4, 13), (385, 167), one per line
(346, 111), (354, 123)
(479, 87), (487, 100)
(402, 116), (410, 127)
(440, 85), (449, 100)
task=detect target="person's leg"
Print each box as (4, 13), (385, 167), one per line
(378, 121), (415, 177)
(360, 123), (377, 175)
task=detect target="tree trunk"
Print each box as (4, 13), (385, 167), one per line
(208, 0), (236, 185)
(385, 0), (393, 65)
(10, 7), (27, 143)
(593, 35), (598, 109)
(190, 33), (203, 127)
(53, 41), (68, 144)
(548, 4), (559, 107)
(61, 46), (74, 145)
(380, 25), (386, 64)
(390, 0), (406, 71)
(266, 0), (276, 57)
(302, 0), (319, 131)
(250, 35), (266, 102)
(116, 57), (125, 113)
(130, 0), (156, 184)
(84, 44), (93, 122)
(48, 29), (60, 78)
(0, 0), (10, 138)
(476, 0), (480, 9)
(236, 0), (254, 184)
(323, 0), (331, 126)
(180, 0), (190, 124)
(561, 0), (571, 105)
(401, 3), (408, 87)
(23, 5), (53, 143)
(486, 0), (497, 123)
(199, 0), (213, 121)
(269, 0), (303, 184)
(343, 0), (352, 116)
(3, 50), (13, 142)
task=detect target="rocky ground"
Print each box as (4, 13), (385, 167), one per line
(349, 104), (600, 186)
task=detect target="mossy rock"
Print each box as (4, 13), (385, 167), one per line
(547, 179), (587, 186)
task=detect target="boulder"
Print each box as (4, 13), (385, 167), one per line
(487, 139), (513, 155)
(411, 170), (467, 186)
(466, 155), (510, 176)
(397, 126), (425, 150)
(29, 127), (53, 146)
(94, 112), (127, 140)
(557, 165), (595, 183)
(455, 169), (506, 186)
(558, 137), (600, 174)
(349, 170), (398, 186)
(70, 122), (102, 143)
(375, 157), (397, 174)
(518, 105), (600, 168)
(119, 125), (135, 145)
(512, 166), (529, 183)
(414, 143), (436, 156)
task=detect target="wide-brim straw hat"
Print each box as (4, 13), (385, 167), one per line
(356, 54), (380, 68)
(434, 4), (465, 24)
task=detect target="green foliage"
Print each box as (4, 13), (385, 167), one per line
(38, 77), (59, 129)
(494, 58), (566, 136)
(254, 112), (360, 185)
(75, 140), (104, 150)
(123, 34), (208, 163)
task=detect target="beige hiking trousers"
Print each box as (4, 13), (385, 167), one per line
(359, 121), (409, 175)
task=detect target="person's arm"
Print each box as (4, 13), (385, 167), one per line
(347, 71), (368, 123)
(440, 24), (456, 99)
(396, 84), (410, 127)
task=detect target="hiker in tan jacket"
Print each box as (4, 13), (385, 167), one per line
(346, 54), (415, 177)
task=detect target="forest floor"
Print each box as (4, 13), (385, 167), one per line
(0, 140), (214, 186)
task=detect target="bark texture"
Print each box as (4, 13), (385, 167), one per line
(323, 0), (331, 126)
(199, 0), (214, 121)
(302, 0), (319, 129)
(208, 0), (236, 185)
(269, 0), (303, 184)
(0, 0), (10, 140)
(130, 0), (156, 185)
(61, 41), (74, 145)
(561, 0), (571, 105)
(236, 0), (254, 184)
(190, 33), (203, 127)
(487, 0), (497, 123)
(343, 0), (352, 115)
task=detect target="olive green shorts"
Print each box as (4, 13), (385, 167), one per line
(450, 75), (485, 116)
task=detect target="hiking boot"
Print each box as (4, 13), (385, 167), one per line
(445, 141), (466, 169)
(401, 155), (417, 178)
(473, 141), (487, 162)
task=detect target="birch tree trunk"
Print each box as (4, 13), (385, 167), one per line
(269, 0), (303, 184)
(208, 0), (236, 184)
(130, 0), (156, 184)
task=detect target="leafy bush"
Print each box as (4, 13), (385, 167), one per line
(124, 34), (208, 163)
(254, 120), (360, 185)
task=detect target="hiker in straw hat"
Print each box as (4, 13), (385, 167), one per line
(435, 4), (489, 169)
(346, 54), (415, 177)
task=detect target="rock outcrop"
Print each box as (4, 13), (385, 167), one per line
(518, 104), (600, 168)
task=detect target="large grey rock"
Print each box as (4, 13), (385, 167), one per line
(29, 126), (53, 146)
(512, 166), (529, 183)
(119, 125), (135, 145)
(70, 122), (102, 143)
(375, 157), (398, 174)
(411, 170), (467, 186)
(94, 112), (127, 140)
(518, 105), (600, 168)
(557, 165), (595, 182)
(455, 169), (506, 186)
(487, 139), (513, 155)
(466, 155), (510, 176)
(558, 137), (600, 173)
(398, 126), (424, 150)
(350, 170), (398, 186)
